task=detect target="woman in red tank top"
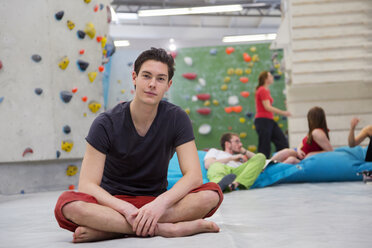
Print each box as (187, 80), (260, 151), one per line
(271, 106), (333, 164)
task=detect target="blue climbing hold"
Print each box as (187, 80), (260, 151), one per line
(77, 30), (86, 39)
(56, 150), (61, 158)
(63, 125), (71, 134)
(31, 54), (42, 62)
(60, 91), (73, 103)
(77, 60), (89, 71)
(20, 190), (25, 194)
(246, 112), (254, 119)
(274, 74), (281, 80)
(104, 43), (116, 57)
(0, 96), (4, 103)
(209, 48), (217, 55)
(99, 3), (104, 10)
(35, 88), (43, 95)
(55, 11), (64, 20)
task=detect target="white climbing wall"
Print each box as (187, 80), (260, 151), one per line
(0, 0), (110, 162)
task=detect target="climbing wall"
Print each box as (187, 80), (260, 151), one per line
(170, 44), (287, 152)
(0, 0), (112, 163)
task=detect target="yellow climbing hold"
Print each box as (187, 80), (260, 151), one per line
(121, 89), (125, 94)
(84, 0), (91, 3)
(117, 80), (121, 84)
(221, 84), (228, 91)
(224, 76), (231, 83)
(235, 68), (243, 76)
(61, 141), (73, 152)
(239, 117), (246, 123)
(58, 56), (70, 70)
(274, 63), (280, 69)
(83, 113), (87, 117)
(248, 145), (257, 152)
(84, 22), (96, 39)
(88, 71), (98, 83)
(274, 115), (280, 122)
(213, 99), (219, 106)
(250, 46), (256, 52)
(252, 124), (256, 130)
(279, 123), (284, 128)
(101, 36), (107, 49)
(249, 62), (254, 67)
(239, 132), (247, 139)
(88, 101), (101, 113)
(67, 20), (75, 30)
(252, 54), (259, 62)
(227, 68), (234, 75)
(204, 100), (211, 106)
(245, 68), (252, 74)
(277, 70), (283, 75)
(185, 108), (190, 115)
(66, 165), (78, 176)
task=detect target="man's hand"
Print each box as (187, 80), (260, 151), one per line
(132, 198), (168, 237)
(121, 204), (139, 227)
(350, 118), (359, 129)
(297, 149), (306, 160)
(232, 154), (248, 162)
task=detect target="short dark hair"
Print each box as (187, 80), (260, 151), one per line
(134, 47), (175, 81)
(220, 133), (238, 150)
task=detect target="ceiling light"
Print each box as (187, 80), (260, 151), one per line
(138, 4), (243, 17)
(169, 44), (177, 51)
(222, 33), (277, 43)
(114, 40), (130, 47)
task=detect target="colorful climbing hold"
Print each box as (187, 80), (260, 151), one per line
(56, 150), (61, 158)
(246, 112), (254, 119)
(63, 125), (71, 134)
(61, 141), (73, 152)
(274, 115), (280, 122)
(68, 185), (75, 190)
(279, 123), (284, 128)
(84, 0), (91, 3)
(240, 91), (250, 98)
(101, 36), (107, 48)
(225, 47), (235, 55)
(184, 57), (193, 66)
(60, 91), (73, 103)
(34, 88), (43, 95)
(22, 147), (33, 157)
(72, 87), (78, 93)
(228, 96), (239, 106)
(245, 68), (252, 74)
(79, 49), (85, 55)
(235, 68), (243, 76)
(209, 48), (217, 55)
(204, 100), (211, 106)
(221, 84), (228, 91)
(228, 126), (232, 130)
(248, 145), (257, 152)
(184, 107), (190, 115)
(170, 51), (177, 59)
(227, 68), (234, 75)
(31, 54), (42, 63)
(239, 117), (246, 123)
(121, 89), (125, 94)
(84, 22), (96, 39)
(94, 4), (99, 12)
(224, 77), (231, 83)
(252, 124), (256, 130)
(77, 30), (86, 39)
(88, 71), (97, 82)
(99, 3), (104, 10)
(88, 101), (101, 113)
(0, 60), (2, 70)
(243, 53), (251, 62)
(98, 65), (104, 72)
(224, 107), (233, 114)
(274, 74), (281, 80)
(232, 105), (243, 113)
(198, 124), (212, 135)
(81, 96), (88, 102)
(250, 46), (256, 52)
(198, 78), (206, 86)
(239, 132), (247, 138)
(77, 60), (89, 71)
(58, 56), (70, 70)
(96, 36), (102, 42)
(67, 20), (75, 30)
(66, 165), (78, 176)
(196, 108), (211, 115)
(252, 54), (259, 62)
(55, 11), (64, 20)
(196, 93), (211, 101)
(240, 77), (249, 84)
(0, 96), (4, 103)
(182, 73), (197, 80)
(212, 99), (219, 106)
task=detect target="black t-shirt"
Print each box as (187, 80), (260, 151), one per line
(86, 101), (195, 196)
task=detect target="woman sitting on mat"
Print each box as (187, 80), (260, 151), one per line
(270, 106), (333, 164)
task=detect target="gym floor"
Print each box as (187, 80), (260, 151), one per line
(1, 182), (371, 248)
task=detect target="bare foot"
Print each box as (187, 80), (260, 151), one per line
(73, 226), (123, 243)
(156, 219), (220, 238)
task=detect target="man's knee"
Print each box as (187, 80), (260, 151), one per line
(198, 190), (220, 209)
(62, 201), (88, 223)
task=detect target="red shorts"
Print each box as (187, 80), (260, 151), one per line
(54, 182), (223, 232)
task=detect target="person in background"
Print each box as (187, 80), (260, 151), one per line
(254, 71), (291, 158)
(348, 117), (372, 161)
(271, 106), (333, 164)
(204, 133), (266, 192)
(54, 48), (223, 243)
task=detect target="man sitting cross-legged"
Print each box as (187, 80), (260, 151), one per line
(54, 48), (223, 243)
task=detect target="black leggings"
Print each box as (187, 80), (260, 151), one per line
(366, 137), (372, 162)
(254, 118), (288, 158)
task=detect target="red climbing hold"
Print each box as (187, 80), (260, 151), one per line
(196, 93), (211, 101)
(182, 73), (197, 80)
(72, 87), (78, 93)
(79, 49), (85, 55)
(96, 36), (102, 42)
(22, 147), (33, 157)
(196, 108), (211, 115)
(98, 65), (104, 72)
(82, 96), (88, 102)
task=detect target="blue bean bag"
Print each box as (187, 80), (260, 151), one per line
(167, 146), (372, 190)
